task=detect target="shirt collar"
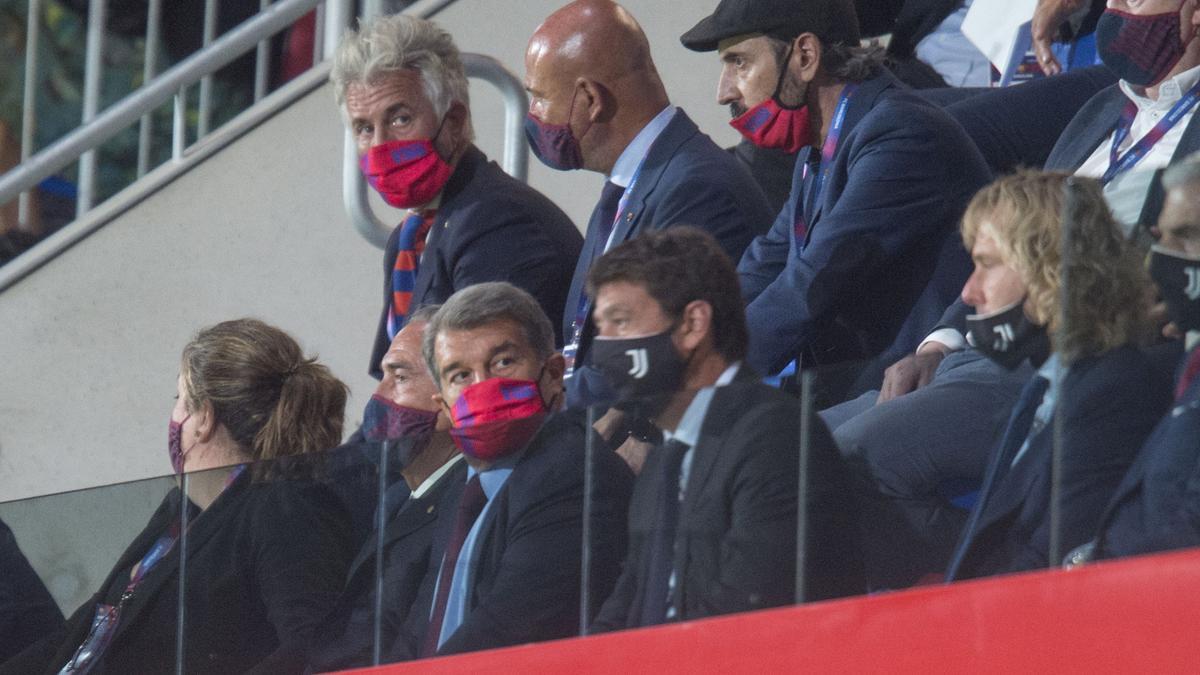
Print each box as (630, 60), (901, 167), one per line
(1120, 63), (1200, 111)
(609, 105), (677, 188)
(410, 453), (464, 500)
(466, 450), (524, 500)
(1037, 353), (1062, 381)
(662, 361), (741, 448)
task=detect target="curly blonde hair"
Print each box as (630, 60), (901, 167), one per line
(961, 171), (1151, 364)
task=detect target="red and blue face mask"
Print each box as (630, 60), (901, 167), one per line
(525, 89), (590, 171)
(729, 46), (811, 153)
(361, 394), (440, 443)
(1097, 9), (1192, 87)
(360, 120), (454, 209)
(446, 377), (549, 462)
(168, 414), (192, 475)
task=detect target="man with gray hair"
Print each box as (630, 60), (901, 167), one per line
(400, 281), (632, 658)
(333, 15), (582, 380)
(1077, 153), (1200, 563)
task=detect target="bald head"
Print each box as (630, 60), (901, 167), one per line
(525, 0), (670, 174)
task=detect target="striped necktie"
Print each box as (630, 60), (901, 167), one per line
(387, 210), (435, 340)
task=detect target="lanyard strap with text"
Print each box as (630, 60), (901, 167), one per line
(795, 84), (857, 244)
(564, 165), (645, 374)
(1103, 80), (1200, 185)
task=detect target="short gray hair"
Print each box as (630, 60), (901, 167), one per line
(407, 304), (441, 325)
(332, 14), (470, 122)
(422, 283), (555, 385)
(1163, 151), (1200, 192)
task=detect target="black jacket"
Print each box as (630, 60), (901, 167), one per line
(370, 145), (582, 378)
(593, 374), (865, 631)
(4, 473), (352, 675)
(0, 519), (65, 665)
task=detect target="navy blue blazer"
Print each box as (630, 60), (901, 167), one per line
(592, 374), (865, 631)
(738, 69), (990, 376)
(396, 411), (634, 657)
(945, 346), (1172, 581)
(564, 109), (772, 408)
(370, 146), (582, 379)
(1096, 345), (1200, 559)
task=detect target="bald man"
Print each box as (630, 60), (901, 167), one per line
(525, 0), (773, 410)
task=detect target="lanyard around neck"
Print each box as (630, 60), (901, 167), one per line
(1103, 79), (1200, 185)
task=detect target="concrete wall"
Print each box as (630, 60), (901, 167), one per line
(0, 0), (743, 504)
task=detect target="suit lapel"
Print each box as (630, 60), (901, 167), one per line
(347, 493), (439, 583)
(1055, 87), (1127, 171)
(604, 110), (696, 250)
(1136, 113), (1200, 227)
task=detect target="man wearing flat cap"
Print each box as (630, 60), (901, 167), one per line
(682, 0), (992, 404)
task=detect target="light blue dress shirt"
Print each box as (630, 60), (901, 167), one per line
(433, 452), (522, 649)
(914, 0), (992, 88)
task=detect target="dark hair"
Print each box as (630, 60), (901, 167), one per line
(766, 35), (884, 83)
(586, 226), (749, 362)
(181, 319), (348, 464)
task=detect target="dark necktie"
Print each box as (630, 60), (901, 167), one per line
(422, 475), (486, 656)
(1176, 348), (1200, 400)
(386, 210), (435, 340)
(589, 180), (626, 262)
(638, 439), (690, 627)
(945, 374), (1050, 580)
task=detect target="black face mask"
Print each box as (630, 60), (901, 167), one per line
(966, 299), (1051, 370)
(590, 328), (687, 416)
(1150, 245), (1200, 334)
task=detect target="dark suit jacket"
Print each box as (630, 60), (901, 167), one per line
(565, 109), (772, 408)
(946, 346), (1172, 581)
(400, 411), (633, 657)
(4, 474), (352, 675)
(0, 519), (64, 665)
(370, 145), (582, 378)
(592, 374), (865, 631)
(738, 69), (990, 377)
(308, 460), (465, 672)
(1096, 345), (1200, 559)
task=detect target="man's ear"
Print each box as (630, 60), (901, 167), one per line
(678, 300), (714, 352)
(793, 32), (824, 84)
(442, 101), (470, 154)
(577, 78), (612, 124)
(1187, 0), (1200, 42)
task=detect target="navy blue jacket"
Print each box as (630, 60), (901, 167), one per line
(1096, 345), (1200, 559)
(564, 109), (772, 408)
(370, 146), (582, 379)
(945, 346), (1172, 581)
(739, 69), (989, 376)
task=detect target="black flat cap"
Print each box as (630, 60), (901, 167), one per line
(681, 0), (861, 52)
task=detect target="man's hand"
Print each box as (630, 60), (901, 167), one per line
(877, 342), (949, 404)
(592, 408), (627, 442)
(614, 436), (654, 476)
(1150, 301), (1184, 340)
(1032, 0), (1087, 76)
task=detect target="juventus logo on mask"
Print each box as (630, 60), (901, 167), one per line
(625, 348), (649, 379)
(966, 298), (1050, 370)
(1151, 247), (1200, 333)
(992, 323), (1016, 352)
(1185, 268), (1200, 301)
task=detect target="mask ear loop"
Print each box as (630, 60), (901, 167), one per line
(771, 43), (804, 110)
(565, 82), (596, 145)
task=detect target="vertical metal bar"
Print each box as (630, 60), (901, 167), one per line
(18, 0), (42, 225)
(1049, 179), (1082, 568)
(795, 370), (814, 605)
(363, 0), (385, 19)
(372, 440), (389, 666)
(197, 0), (219, 139)
(312, 2), (326, 65)
(173, 89), (187, 161)
(77, 0), (108, 216)
(137, 0), (163, 178)
(324, 0), (353, 60)
(579, 405), (596, 637)
(176, 471), (190, 675)
(254, 0), (271, 102)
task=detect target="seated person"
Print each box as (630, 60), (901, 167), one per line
(0, 518), (64, 665)
(943, 172), (1172, 581)
(309, 307), (463, 671)
(407, 283), (633, 658)
(332, 14), (583, 379)
(587, 227), (864, 632)
(2, 319), (353, 674)
(1076, 154), (1200, 562)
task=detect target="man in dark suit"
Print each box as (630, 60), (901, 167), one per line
(0, 518), (64, 665)
(584, 227), (863, 630)
(309, 309), (464, 671)
(401, 282), (633, 658)
(523, 0), (773, 409)
(332, 14), (582, 379)
(1076, 156), (1200, 563)
(942, 173), (1171, 582)
(682, 0), (991, 404)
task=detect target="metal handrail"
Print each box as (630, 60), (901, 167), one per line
(0, 0), (348, 209)
(342, 53), (532, 249)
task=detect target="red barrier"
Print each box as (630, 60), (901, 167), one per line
(341, 549), (1200, 674)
